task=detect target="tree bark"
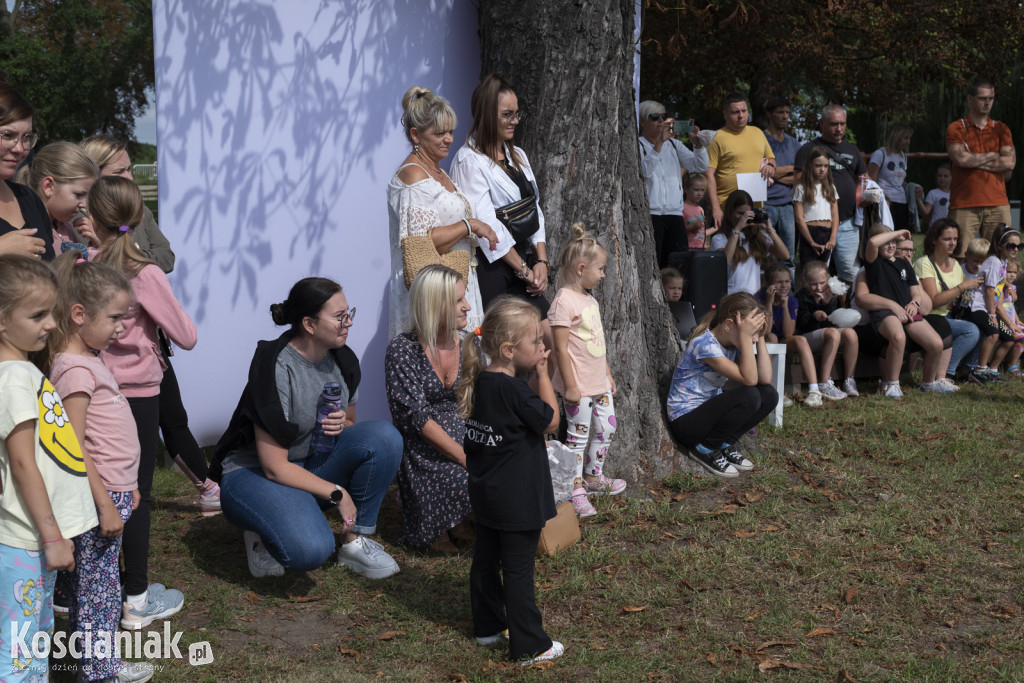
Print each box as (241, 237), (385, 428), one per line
(478, 0), (695, 479)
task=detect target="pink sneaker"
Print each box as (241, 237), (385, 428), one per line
(583, 474), (627, 497)
(199, 484), (221, 517)
(571, 488), (597, 518)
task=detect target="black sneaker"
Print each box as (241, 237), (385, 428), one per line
(688, 447), (739, 478)
(968, 370), (991, 385)
(721, 446), (755, 471)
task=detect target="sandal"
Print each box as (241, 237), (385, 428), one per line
(1008, 365), (1022, 376)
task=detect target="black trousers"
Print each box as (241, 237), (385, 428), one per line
(476, 247), (550, 319)
(470, 524), (551, 660)
(159, 351), (209, 482)
(123, 395), (160, 595)
(669, 384), (778, 450)
(798, 224), (834, 270)
(652, 213), (688, 268)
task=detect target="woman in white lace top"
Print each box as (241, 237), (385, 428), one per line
(387, 86), (498, 338)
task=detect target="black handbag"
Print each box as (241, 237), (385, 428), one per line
(494, 193), (540, 244)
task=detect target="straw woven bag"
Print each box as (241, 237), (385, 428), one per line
(401, 235), (470, 289)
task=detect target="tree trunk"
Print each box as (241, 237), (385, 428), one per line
(478, 0), (695, 479)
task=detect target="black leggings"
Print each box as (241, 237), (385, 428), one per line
(123, 395), (160, 596)
(476, 247), (550, 319)
(159, 350), (210, 482)
(669, 384), (778, 450)
(652, 213), (688, 268)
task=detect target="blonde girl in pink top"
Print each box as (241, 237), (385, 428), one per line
(91, 175), (194, 631)
(46, 255), (154, 681)
(550, 223), (626, 519)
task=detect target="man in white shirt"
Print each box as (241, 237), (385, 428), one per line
(638, 100), (708, 267)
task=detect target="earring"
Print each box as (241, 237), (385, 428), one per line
(413, 144), (419, 153)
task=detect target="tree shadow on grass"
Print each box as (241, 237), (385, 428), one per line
(181, 514), (318, 598)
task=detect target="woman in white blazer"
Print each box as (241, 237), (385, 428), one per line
(450, 74), (550, 322)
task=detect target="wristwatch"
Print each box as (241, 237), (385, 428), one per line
(329, 485), (345, 504)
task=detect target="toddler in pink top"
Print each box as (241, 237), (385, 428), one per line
(89, 176), (189, 635)
(550, 223), (626, 518)
(45, 256), (154, 681)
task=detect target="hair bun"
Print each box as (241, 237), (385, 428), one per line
(269, 301), (289, 326)
(570, 221), (587, 240)
(402, 86), (433, 112)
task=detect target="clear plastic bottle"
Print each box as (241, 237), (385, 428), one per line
(310, 382), (343, 454)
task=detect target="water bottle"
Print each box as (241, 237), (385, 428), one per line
(310, 382), (343, 454)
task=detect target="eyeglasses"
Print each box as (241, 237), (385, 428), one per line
(896, 247), (915, 254)
(499, 110), (523, 124)
(318, 308), (356, 326)
(0, 131), (39, 151)
(648, 113), (667, 121)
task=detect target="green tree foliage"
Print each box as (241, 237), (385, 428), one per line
(0, 0), (154, 142)
(640, 0), (1024, 125)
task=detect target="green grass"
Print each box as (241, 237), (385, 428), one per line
(50, 377), (1024, 681)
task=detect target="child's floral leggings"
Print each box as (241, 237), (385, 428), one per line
(564, 392), (616, 487)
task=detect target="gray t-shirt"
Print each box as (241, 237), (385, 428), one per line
(220, 344), (358, 476)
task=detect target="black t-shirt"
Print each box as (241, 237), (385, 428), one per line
(0, 180), (55, 261)
(794, 138), (866, 222)
(465, 371), (555, 531)
(866, 256), (917, 307)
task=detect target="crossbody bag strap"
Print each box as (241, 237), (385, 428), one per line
(928, 255), (951, 292)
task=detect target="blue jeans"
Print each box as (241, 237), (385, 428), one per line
(834, 218), (861, 283)
(220, 420), (402, 571)
(765, 204), (796, 272)
(946, 315), (981, 373)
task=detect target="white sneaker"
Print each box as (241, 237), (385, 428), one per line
(244, 530), (284, 578)
(337, 536), (400, 579)
(476, 629), (509, 646)
(842, 377), (860, 397)
(936, 377), (960, 392)
(782, 395), (794, 408)
(882, 382), (904, 399)
(117, 661), (155, 683)
(521, 641), (565, 666)
(819, 380), (847, 401)
(804, 390), (823, 407)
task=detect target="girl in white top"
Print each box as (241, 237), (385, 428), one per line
(710, 189), (790, 295)
(867, 124), (912, 231)
(793, 145), (839, 267)
(386, 86), (498, 338)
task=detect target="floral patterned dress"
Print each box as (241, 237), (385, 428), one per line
(384, 332), (470, 548)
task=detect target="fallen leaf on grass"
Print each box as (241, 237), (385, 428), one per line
(244, 591), (261, 605)
(761, 525), (782, 532)
(592, 644), (607, 651)
(378, 630), (406, 640)
(758, 659), (825, 672)
(936, 643), (947, 652)
(986, 605), (1018, 621)
(671, 493), (685, 502)
(944, 617), (957, 628)
(836, 670), (856, 682)
(707, 652), (718, 665)
(679, 578), (695, 591)
(995, 561), (1016, 569)
(805, 627), (835, 639)
(982, 541), (1002, 552)
(732, 529), (757, 538)
(744, 608), (768, 621)
(236, 617), (252, 622)
(623, 605), (647, 613)
(338, 647), (361, 662)
(861, 626), (877, 633)
(850, 637), (867, 647)
(844, 587), (857, 605)
(755, 640), (797, 652)
(527, 660), (555, 670)
(287, 593), (325, 603)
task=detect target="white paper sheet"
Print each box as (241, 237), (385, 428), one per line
(736, 172), (767, 202)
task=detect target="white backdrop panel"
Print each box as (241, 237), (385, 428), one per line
(153, 0), (481, 444)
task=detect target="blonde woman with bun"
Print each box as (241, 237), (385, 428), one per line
(386, 85), (498, 338)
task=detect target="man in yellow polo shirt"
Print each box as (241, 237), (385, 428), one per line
(704, 93), (776, 227)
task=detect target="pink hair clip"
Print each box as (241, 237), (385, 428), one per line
(118, 225), (131, 232)
(75, 258), (86, 264)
